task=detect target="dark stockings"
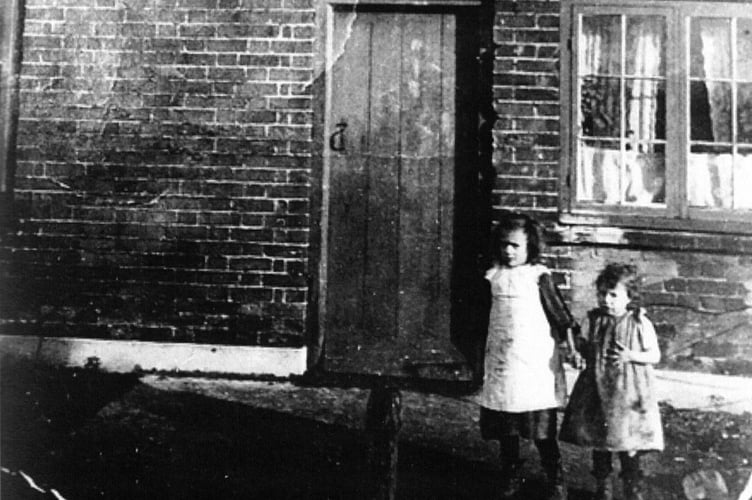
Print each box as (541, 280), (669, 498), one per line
(498, 438), (565, 499)
(499, 437), (561, 466)
(593, 451), (642, 480)
(593, 451), (644, 500)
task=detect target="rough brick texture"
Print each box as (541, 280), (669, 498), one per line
(1, 0), (315, 345)
(492, 0), (560, 221)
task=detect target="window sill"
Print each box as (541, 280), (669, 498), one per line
(554, 213), (752, 255)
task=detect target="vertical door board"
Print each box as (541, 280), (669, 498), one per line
(363, 15), (402, 339)
(327, 14), (371, 335)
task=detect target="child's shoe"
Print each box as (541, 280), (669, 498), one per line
(499, 461), (523, 498)
(543, 461), (567, 500)
(623, 477), (645, 500)
(594, 476), (614, 500)
(544, 482), (567, 500)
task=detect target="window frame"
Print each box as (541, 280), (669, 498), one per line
(560, 0), (752, 234)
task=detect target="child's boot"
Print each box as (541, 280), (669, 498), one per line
(542, 460), (567, 500)
(499, 460), (523, 498)
(594, 475), (614, 500)
(498, 437), (523, 498)
(537, 439), (567, 500)
(620, 452), (645, 500)
(592, 451), (614, 500)
(622, 472), (646, 500)
(623, 476), (645, 500)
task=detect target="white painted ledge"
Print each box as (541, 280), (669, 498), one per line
(0, 335), (307, 377)
(2, 335), (750, 413)
(564, 366), (752, 415)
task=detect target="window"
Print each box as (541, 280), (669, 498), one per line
(560, 1), (752, 233)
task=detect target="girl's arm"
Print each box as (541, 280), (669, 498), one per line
(539, 271), (585, 367)
(612, 341), (660, 365)
(538, 271), (579, 343)
(565, 326), (585, 369)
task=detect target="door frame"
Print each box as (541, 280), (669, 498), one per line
(0, 0), (25, 231)
(309, 0), (486, 372)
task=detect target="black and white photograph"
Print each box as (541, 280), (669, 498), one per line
(1, 0), (751, 498)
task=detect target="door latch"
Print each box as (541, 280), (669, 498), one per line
(329, 121), (347, 152)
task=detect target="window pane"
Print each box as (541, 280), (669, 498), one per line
(626, 79), (666, 141)
(580, 76), (621, 137)
(690, 18), (731, 79)
(688, 146), (733, 208)
(738, 83), (752, 144)
(625, 145), (666, 205)
(626, 16), (666, 77)
(736, 148), (752, 209)
(578, 140), (622, 203)
(737, 18), (752, 81)
(690, 81), (732, 143)
(577, 140), (664, 205)
(580, 15), (622, 75)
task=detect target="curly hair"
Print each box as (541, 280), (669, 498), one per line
(488, 212), (542, 265)
(595, 263), (641, 305)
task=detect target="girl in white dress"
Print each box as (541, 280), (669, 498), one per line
(479, 213), (578, 500)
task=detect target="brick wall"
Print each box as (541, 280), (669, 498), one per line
(2, 0), (751, 376)
(1, 0), (315, 345)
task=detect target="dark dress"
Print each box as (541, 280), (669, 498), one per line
(559, 308), (664, 451)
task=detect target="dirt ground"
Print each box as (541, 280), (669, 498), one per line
(1, 355), (751, 500)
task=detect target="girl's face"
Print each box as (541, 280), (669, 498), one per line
(598, 281), (631, 316)
(499, 228), (528, 267)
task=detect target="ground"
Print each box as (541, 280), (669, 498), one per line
(1, 355), (751, 500)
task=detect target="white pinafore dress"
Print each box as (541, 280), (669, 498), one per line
(480, 264), (566, 413)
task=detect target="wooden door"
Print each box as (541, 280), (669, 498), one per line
(323, 8), (477, 379)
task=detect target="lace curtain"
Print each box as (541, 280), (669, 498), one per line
(577, 16), (665, 205)
(687, 19), (752, 209)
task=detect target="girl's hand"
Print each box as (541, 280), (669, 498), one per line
(559, 342), (584, 369)
(606, 341), (633, 364)
(608, 340), (661, 365)
(569, 350), (585, 370)
(562, 328), (585, 369)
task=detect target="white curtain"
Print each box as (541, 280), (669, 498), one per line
(735, 153), (752, 208)
(627, 19), (662, 148)
(688, 20), (734, 208)
(688, 153), (733, 208)
(624, 18), (664, 204)
(579, 16), (621, 76)
(699, 22), (732, 142)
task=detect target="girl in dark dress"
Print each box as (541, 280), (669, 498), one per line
(560, 264), (664, 500)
